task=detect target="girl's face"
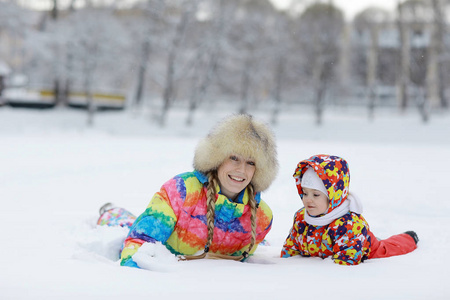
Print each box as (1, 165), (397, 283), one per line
(302, 187), (329, 216)
(217, 154), (256, 200)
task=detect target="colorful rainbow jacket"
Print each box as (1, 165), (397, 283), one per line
(281, 155), (373, 265)
(121, 170), (273, 268)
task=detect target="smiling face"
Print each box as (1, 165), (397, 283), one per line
(302, 187), (329, 217)
(217, 154), (256, 200)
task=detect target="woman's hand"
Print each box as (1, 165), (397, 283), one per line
(132, 242), (179, 271)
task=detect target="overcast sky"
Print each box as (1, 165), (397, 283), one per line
(273, 0), (398, 20)
(16, 0), (399, 21)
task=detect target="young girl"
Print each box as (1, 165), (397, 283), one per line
(281, 154), (418, 265)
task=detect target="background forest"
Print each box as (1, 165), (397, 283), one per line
(1, 0), (449, 126)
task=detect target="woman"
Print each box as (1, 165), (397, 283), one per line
(98, 114), (278, 268)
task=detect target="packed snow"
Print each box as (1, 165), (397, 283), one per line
(0, 106), (448, 299)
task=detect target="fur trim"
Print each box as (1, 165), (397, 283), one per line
(193, 114), (278, 192)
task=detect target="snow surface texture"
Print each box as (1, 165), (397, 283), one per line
(0, 107), (448, 299)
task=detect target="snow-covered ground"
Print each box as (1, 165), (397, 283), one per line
(0, 106), (448, 299)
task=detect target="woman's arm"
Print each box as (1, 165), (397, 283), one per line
(120, 186), (178, 268)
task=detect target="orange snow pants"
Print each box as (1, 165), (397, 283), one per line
(368, 231), (417, 259)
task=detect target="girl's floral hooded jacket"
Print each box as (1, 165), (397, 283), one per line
(281, 155), (373, 265)
(121, 170), (273, 268)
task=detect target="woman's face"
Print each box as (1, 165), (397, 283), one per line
(217, 154), (256, 200)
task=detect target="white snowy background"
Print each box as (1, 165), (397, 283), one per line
(0, 107), (448, 299)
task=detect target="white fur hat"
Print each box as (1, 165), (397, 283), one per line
(193, 114), (278, 192)
(301, 167), (328, 197)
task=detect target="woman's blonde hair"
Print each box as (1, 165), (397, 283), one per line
(180, 171), (257, 261)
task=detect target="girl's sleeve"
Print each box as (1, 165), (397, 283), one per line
(120, 186), (178, 268)
(280, 211), (302, 258)
(328, 216), (369, 266)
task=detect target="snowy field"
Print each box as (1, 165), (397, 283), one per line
(0, 106), (448, 299)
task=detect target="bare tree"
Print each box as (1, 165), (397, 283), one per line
(158, 0), (198, 127)
(48, 0), (65, 108)
(220, 0), (276, 115)
(400, 0), (433, 120)
(354, 8), (391, 121)
(51, 0), (58, 19)
(55, 8), (131, 126)
(0, 1), (29, 72)
(185, 0), (231, 126)
(397, 0), (410, 111)
(431, 0), (448, 109)
(270, 12), (293, 125)
(297, 2), (345, 125)
(131, 0), (165, 113)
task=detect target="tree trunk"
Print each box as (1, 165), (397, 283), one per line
(84, 68), (95, 127)
(62, 79), (70, 107)
(186, 58), (218, 126)
(432, 0), (447, 109)
(133, 40), (150, 112)
(271, 56), (285, 125)
(367, 26), (379, 121)
(397, 1), (410, 111)
(312, 49), (325, 126)
(51, 0), (58, 20)
(313, 60), (326, 126)
(186, 41), (220, 126)
(239, 58), (252, 115)
(185, 0), (225, 126)
(417, 86), (429, 123)
(53, 78), (60, 107)
(426, 13), (440, 111)
(84, 53), (96, 126)
(315, 82), (326, 126)
(160, 51), (175, 126)
(159, 7), (190, 127)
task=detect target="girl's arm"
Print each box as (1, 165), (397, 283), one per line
(280, 210), (303, 258)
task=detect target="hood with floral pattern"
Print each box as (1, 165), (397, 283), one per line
(293, 154), (350, 214)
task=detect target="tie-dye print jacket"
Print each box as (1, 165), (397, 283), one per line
(281, 155), (373, 265)
(121, 170), (273, 268)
